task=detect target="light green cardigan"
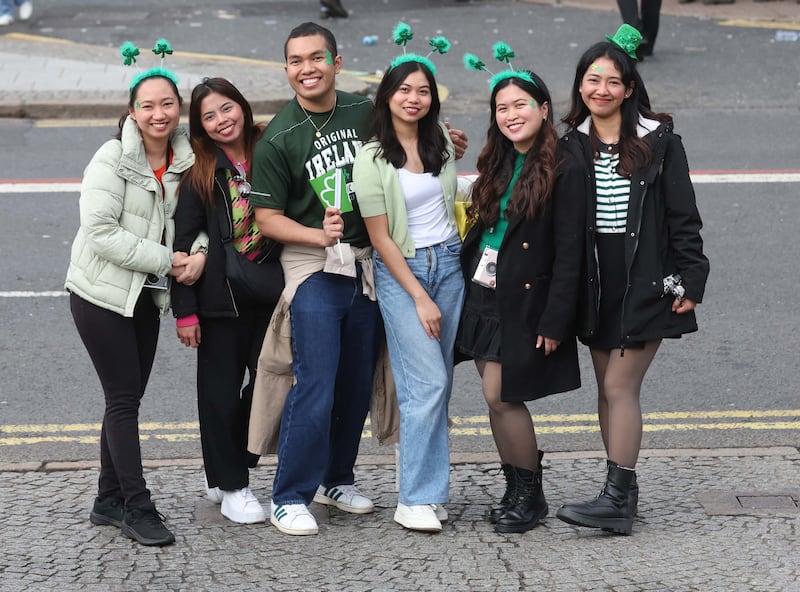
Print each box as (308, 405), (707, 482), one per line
(353, 124), (457, 258)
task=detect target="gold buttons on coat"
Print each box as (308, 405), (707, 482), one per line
(524, 283), (532, 290)
(522, 242), (530, 249)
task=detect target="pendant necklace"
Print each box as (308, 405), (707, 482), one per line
(299, 97), (337, 138)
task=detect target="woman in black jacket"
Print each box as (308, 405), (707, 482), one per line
(457, 70), (584, 533)
(555, 25), (709, 535)
(172, 78), (282, 524)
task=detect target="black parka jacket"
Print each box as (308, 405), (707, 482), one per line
(172, 150), (281, 320)
(460, 147), (585, 401)
(560, 121), (710, 346)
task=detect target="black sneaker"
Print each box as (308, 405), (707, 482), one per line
(122, 502), (176, 546)
(89, 496), (124, 528)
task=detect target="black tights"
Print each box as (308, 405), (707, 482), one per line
(70, 292), (159, 508)
(476, 359), (538, 471)
(591, 340), (661, 468)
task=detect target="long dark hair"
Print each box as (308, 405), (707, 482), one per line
(115, 74), (183, 140)
(369, 60), (448, 174)
(469, 71), (558, 226)
(562, 41), (671, 177)
(185, 77), (263, 204)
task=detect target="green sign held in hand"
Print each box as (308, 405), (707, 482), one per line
(310, 168), (353, 213)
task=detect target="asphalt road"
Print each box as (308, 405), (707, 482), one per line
(1, 0), (798, 464)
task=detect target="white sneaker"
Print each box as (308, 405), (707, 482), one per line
(394, 503), (442, 532)
(270, 501), (319, 535)
(220, 487), (266, 524)
(204, 476), (223, 504)
(431, 504), (448, 522)
(313, 484), (374, 514)
(18, 1), (32, 20)
(0, 14), (13, 26)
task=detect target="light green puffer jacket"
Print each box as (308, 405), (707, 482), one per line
(65, 116), (195, 317)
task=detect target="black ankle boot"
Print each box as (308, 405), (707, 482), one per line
(556, 460), (635, 535)
(488, 464), (515, 524)
(494, 459), (548, 534)
(629, 472), (639, 516)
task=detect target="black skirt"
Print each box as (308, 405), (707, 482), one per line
(582, 233), (644, 351)
(457, 253), (502, 361)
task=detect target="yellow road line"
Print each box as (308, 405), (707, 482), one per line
(719, 20), (800, 31)
(2, 411), (798, 446)
(34, 114), (276, 129)
(3, 410), (798, 435)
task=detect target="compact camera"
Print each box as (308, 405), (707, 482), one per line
(472, 246), (498, 289)
(143, 273), (169, 291)
(662, 274), (685, 301)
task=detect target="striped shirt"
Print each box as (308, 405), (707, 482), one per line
(594, 148), (630, 234)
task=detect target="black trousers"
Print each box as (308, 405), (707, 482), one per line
(197, 306), (270, 491)
(617, 0), (662, 53)
(70, 291), (160, 508)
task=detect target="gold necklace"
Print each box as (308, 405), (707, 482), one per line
(299, 98), (337, 138)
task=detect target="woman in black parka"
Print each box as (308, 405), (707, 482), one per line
(555, 25), (709, 535)
(457, 70), (584, 533)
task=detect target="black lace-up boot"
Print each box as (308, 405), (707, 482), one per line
(494, 452), (548, 533)
(556, 460), (635, 535)
(488, 464), (514, 524)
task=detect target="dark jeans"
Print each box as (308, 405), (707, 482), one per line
(70, 292), (159, 508)
(271, 270), (381, 506)
(197, 307), (270, 491)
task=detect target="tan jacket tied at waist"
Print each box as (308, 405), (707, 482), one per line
(247, 243), (399, 456)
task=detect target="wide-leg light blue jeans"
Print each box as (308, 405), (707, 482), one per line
(374, 235), (465, 506)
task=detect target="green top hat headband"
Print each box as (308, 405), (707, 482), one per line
(120, 39), (179, 93)
(389, 21), (451, 75)
(463, 42), (536, 91)
(605, 24), (642, 60)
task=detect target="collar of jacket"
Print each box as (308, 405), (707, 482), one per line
(576, 114), (663, 139)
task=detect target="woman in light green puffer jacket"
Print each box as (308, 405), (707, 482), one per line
(65, 72), (203, 547)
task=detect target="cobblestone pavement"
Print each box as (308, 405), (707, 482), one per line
(2, 449), (798, 591)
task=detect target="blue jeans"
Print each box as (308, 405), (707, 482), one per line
(374, 235), (465, 505)
(0, 0), (23, 17)
(272, 269), (381, 506)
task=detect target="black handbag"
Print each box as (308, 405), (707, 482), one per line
(218, 198), (284, 307)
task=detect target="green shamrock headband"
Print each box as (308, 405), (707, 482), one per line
(120, 39), (179, 93)
(463, 42), (536, 91)
(605, 24), (642, 60)
(389, 21), (451, 75)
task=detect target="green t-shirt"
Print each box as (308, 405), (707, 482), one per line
(250, 91), (373, 247)
(480, 151), (526, 251)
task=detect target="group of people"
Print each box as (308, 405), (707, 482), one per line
(66, 20), (708, 547)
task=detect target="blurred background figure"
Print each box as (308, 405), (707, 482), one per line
(320, 0), (348, 19)
(616, 0), (661, 59)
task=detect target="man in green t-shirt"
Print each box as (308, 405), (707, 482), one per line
(250, 22), (467, 536)
(250, 22), (381, 537)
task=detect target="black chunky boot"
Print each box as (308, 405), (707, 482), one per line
(494, 455), (548, 533)
(488, 464), (515, 524)
(556, 461), (635, 535)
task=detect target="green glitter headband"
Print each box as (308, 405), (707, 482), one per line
(388, 22), (450, 75)
(120, 39), (179, 92)
(463, 41), (537, 91)
(605, 24), (642, 60)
